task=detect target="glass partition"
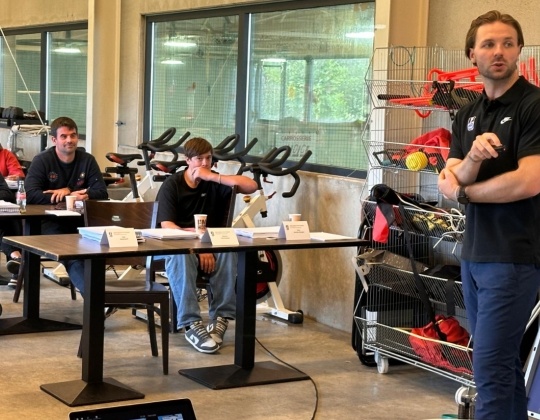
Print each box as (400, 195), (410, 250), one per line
(46, 29), (88, 133)
(149, 18), (238, 145)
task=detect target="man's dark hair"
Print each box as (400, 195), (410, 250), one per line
(465, 10), (524, 59)
(50, 116), (78, 138)
(183, 137), (213, 159)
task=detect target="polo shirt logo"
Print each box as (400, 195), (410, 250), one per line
(500, 117), (512, 125)
(467, 116), (476, 131)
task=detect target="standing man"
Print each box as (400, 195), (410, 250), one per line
(25, 116), (108, 295)
(156, 137), (257, 353)
(438, 11), (540, 420)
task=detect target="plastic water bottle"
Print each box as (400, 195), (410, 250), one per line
(16, 180), (26, 213)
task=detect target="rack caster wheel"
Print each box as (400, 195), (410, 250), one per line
(455, 386), (476, 405)
(288, 309), (303, 324)
(375, 352), (389, 374)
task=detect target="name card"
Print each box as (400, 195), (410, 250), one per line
(200, 228), (239, 245)
(102, 227), (139, 248)
(278, 221), (311, 240)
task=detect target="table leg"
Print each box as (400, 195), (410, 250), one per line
(0, 250), (81, 335)
(40, 258), (144, 406)
(179, 250), (309, 389)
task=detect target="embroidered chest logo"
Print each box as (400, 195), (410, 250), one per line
(500, 117), (512, 125)
(48, 172), (59, 182)
(467, 116), (476, 131)
(75, 172), (86, 188)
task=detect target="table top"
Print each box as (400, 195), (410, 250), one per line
(0, 204), (83, 219)
(4, 233), (366, 261)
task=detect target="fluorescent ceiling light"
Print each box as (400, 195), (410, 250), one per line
(345, 31), (374, 39)
(54, 46), (81, 54)
(262, 58), (286, 63)
(161, 58), (185, 65)
(164, 39), (197, 48)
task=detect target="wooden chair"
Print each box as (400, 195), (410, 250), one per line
(82, 199), (169, 374)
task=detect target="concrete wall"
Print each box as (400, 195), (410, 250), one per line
(427, 0), (540, 50)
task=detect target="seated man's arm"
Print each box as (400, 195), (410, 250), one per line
(25, 156), (57, 204)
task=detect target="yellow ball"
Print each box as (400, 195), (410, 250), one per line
(405, 151), (429, 171)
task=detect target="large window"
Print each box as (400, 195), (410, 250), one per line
(248, 5), (374, 168)
(146, 1), (374, 175)
(0, 25), (88, 134)
(148, 18), (238, 144)
(0, 33), (41, 115)
(47, 29), (88, 133)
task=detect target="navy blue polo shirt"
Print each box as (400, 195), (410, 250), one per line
(449, 76), (540, 264)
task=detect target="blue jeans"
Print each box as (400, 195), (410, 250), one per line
(156, 253), (237, 329)
(461, 260), (540, 420)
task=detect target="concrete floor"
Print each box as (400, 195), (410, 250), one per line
(0, 266), (469, 420)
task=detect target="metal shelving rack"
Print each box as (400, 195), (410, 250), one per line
(353, 46), (477, 409)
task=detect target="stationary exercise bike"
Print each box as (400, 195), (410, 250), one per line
(104, 128), (190, 202)
(230, 145), (312, 324)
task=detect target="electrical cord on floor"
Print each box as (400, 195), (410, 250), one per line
(255, 337), (319, 420)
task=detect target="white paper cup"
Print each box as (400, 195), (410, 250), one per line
(194, 214), (208, 234)
(288, 213), (301, 221)
(65, 195), (77, 211)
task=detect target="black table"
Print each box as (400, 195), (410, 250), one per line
(0, 205), (83, 334)
(3, 233), (365, 405)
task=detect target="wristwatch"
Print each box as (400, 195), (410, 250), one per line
(457, 186), (470, 205)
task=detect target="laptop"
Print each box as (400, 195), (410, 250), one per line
(68, 398), (197, 420)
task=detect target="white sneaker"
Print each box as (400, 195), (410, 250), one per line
(207, 317), (229, 346)
(185, 321), (219, 353)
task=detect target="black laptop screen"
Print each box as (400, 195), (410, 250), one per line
(68, 398), (197, 420)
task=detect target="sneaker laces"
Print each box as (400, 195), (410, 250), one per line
(213, 318), (228, 335)
(189, 321), (208, 336)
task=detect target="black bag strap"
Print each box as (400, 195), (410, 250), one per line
(398, 202), (447, 341)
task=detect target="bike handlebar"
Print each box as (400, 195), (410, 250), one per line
(137, 130), (191, 168)
(213, 134), (240, 155)
(139, 130), (190, 154)
(238, 148), (311, 198)
(213, 137), (258, 172)
(142, 127), (176, 148)
(258, 146), (291, 169)
(259, 150), (312, 198)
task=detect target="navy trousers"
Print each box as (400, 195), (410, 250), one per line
(461, 260), (540, 420)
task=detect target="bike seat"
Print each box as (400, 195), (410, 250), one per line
(106, 152), (143, 166)
(150, 160), (187, 173)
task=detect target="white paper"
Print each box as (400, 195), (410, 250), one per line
(45, 210), (82, 216)
(140, 228), (199, 240)
(0, 200), (20, 212)
(310, 232), (355, 241)
(78, 226), (113, 242)
(234, 226), (280, 238)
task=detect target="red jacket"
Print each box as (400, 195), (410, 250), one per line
(0, 148), (25, 179)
